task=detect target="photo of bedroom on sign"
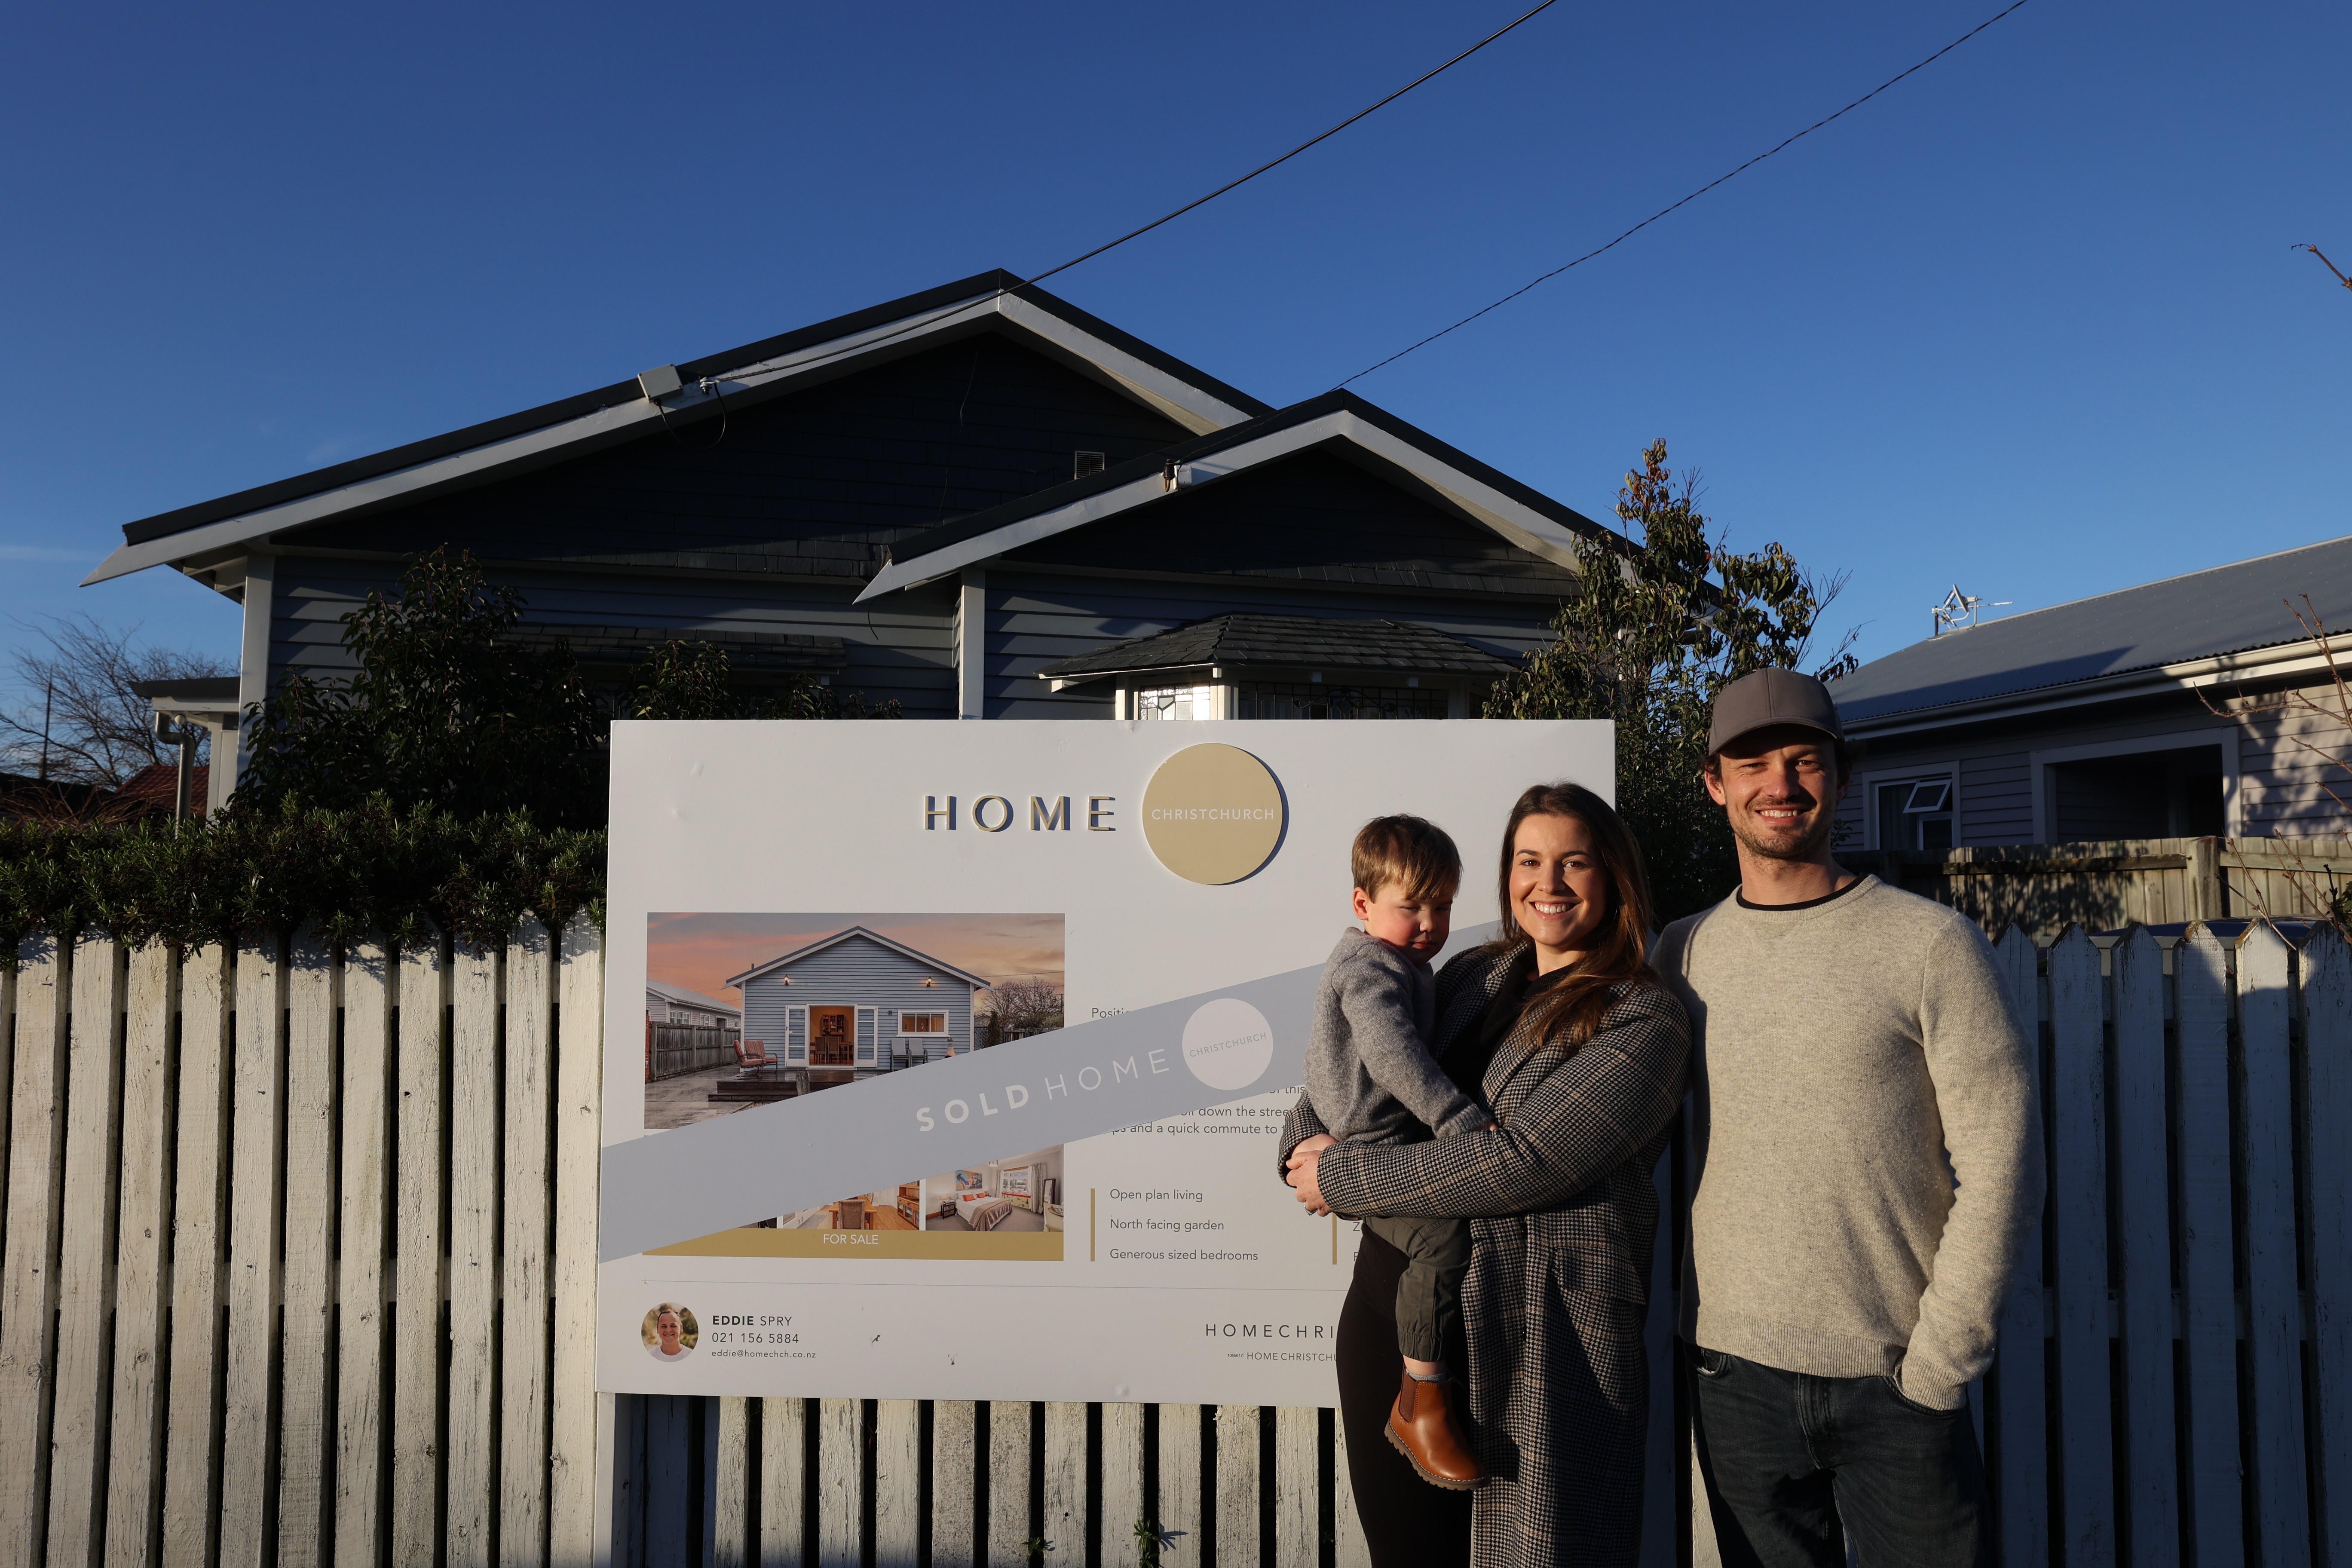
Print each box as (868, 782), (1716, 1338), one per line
(642, 913), (1064, 1132)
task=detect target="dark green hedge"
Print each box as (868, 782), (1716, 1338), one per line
(0, 797), (605, 958)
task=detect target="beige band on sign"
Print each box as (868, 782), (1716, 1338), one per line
(1139, 743), (1287, 885)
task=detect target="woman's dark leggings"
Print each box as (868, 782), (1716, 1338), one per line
(1336, 1227), (1473, 1567)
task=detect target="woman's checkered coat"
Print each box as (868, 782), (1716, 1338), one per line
(1281, 943), (1690, 1568)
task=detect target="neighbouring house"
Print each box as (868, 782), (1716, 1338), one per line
(84, 272), (1617, 800)
(725, 926), (991, 1086)
(1830, 537), (2352, 851)
(130, 677), (241, 816)
(643, 980), (741, 1032)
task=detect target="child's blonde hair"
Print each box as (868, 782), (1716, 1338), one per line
(1351, 815), (1461, 903)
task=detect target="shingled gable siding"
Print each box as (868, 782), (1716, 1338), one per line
(285, 335), (1194, 576)
(982, 570), (1558, 720)
(266, 557), (961, 715)
(738, 932), (979, 1063)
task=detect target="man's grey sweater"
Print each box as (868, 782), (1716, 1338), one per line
(1653, 877), (2044, 1410)
(1304, 928), (1487, 1145)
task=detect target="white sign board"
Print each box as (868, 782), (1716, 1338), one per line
(600, 718), (1610, 1404)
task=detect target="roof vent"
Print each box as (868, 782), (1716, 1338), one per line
(1074, 451), (1105, 480)
(637, 364), (683, 402)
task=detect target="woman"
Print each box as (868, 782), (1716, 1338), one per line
(1283, 782), (1688, 1568)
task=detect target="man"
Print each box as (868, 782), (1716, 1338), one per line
(1652, 667), (2043, 1568)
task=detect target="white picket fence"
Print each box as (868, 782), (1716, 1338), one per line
(0, 917), (2343, 1565)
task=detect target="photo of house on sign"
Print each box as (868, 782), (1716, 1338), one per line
(643, 912), (1070, 1259)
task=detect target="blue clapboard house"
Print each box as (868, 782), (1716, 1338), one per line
(90, 271), (1618, 803)
(726, 927), (992, 1088)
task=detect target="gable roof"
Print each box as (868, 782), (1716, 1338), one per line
(645, 980), (742, 1018)
(720, 925), (995, 992)
(854, 390), (1612, 600)
(88, 272), (1271, 586)
(1831, 533), (2352, 731)
(1035, 613), (1521, 685)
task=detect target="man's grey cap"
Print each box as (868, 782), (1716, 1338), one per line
(1708, 667), (1844, 755)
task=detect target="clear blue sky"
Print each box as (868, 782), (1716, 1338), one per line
(3, 0), (2345, 689)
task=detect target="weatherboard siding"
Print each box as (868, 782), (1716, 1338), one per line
(2239, 701), (2352, 835)
(264, 554), (960, 716)
(738, 934), (980, 1063)
(1960, 753), (2034, 845)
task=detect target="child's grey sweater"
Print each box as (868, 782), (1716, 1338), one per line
(1304, 928), (1488, 1145)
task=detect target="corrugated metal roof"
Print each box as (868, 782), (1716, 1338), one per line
(1830, 534), (2352, 725)
(1034, 613), (1521, 681)
(645, 980), (741, 1017)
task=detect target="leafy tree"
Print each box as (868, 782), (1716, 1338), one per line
(236, 549), (606, 825)
(238, 548), (903, 828)
(625, 638), (902, 723)
(1485, 440), (1857, 922)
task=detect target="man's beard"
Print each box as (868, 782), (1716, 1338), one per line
(1729, 800), (1835, 863)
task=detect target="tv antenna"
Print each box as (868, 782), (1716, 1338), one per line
(1931, 585), (2009, 638)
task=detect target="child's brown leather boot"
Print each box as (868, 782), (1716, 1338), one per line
(1385, 1369), (1485, 1489)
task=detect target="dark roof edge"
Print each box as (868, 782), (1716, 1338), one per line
(887, 388), (1614, 570)
(996, 280), (1273, 421)
(121, 270), (1270, 549)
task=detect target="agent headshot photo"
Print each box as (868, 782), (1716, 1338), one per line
(642, 1302), (698, 1363)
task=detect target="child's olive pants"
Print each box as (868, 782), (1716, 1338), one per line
(1363, 1214), (1470, 1364)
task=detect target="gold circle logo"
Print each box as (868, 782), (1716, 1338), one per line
(1140, 744), (1287, 885)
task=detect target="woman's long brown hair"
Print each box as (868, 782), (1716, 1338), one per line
(1490, 782), (1659, 1054)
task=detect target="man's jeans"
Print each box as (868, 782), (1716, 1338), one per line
(1689, 1345), (1992, 1568)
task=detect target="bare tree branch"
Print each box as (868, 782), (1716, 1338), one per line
(0, 614), (235, 787)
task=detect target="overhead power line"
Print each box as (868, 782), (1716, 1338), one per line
(1333, 0), (2039, 388)
(1023, 0), (1563, 291)
(682, 3), (1562, 392)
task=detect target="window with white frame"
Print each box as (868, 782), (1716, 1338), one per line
(1135, 684), (1214, 720)
(1875, 776), (1956, 851)
(898, 1012), (949, 1036)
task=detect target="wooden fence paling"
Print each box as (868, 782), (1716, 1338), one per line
(2046, 928), (2114, 1564)
(502, 917), (555, 1568)
(986, 1400), (1032, 1568)
(930, 1398), (974, 1568)
(2237, 923), (2311, 1562)
(1043, 1402), (1086, 1565)
(277, 927), (338, 1568)
(2110, 927), (2180, 1566)
(160, 943), (232, 1568)
(2306, 928), (2352, 1566)
(0, 937), (67, 1568)
(10, 918), (2352, 1565)
(103, 941), (175, 1568)
(817, 1398), (860, 1568)
(2176, 929), (2247, 1562)
(447, 937), (502, 1562)
(47, 932), (126, 1565)
(549, 916), (603, 1561)
(1988, 925), (2048, 1567)
(392, 933), (448, 1568)
(763, 1397), (809, 1568)
(336, 938), (394, 1563)
(1214, 1405), (1260, 1568)
(220, 932), (287, 1568)
(1100, 1403), (1145, 1568)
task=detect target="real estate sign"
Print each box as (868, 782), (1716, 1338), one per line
(600, 718), (1609, 1404)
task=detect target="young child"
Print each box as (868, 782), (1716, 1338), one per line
(1304, 815), (1489, 1490)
